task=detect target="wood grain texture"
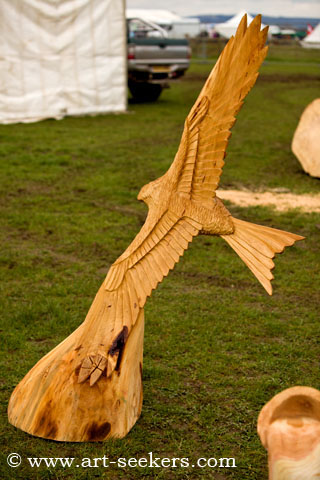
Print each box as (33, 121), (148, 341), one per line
(258, 387), (320, 479)
(8, 303), (145, 441)
(8, 15), (304, 441)
(292, 98), (320, 178)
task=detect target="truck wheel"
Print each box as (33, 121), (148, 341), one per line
(129, 82), (163, 102)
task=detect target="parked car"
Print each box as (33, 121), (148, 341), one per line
(127, 17), (191, 102)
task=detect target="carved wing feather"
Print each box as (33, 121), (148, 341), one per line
(172, 15), (268, 204)
(105, 212), (200, 292)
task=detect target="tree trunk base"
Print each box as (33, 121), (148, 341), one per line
(8, 308), (144, 441)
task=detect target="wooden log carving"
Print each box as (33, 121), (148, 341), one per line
(258, 386), (320, 479)
(8, 15), (304, 441)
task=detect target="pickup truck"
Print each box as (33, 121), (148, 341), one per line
(127, 17), (191, 102)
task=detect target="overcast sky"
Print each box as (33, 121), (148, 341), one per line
(126, 0), (320, 19)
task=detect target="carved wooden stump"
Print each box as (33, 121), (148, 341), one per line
(258, 386), (320, 480)
(8, 296), (144, 441)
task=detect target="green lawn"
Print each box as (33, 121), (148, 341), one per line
(1, 44), (320, 479)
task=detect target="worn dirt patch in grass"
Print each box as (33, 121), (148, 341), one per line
(217, 189), (320, 212)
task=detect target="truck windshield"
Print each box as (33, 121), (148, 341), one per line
(127, 18), (167, 39)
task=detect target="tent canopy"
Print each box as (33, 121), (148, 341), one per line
(215, 11), (266, 39)
(0, 0), (127, 124)
(126, 8), (199, 26)
(127, 9), (182, 25)
(301, 23), (320, 48)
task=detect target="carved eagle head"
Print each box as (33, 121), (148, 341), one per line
(137, 176), (164, 207)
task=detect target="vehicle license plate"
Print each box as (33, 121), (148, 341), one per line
(152, 66), (170, 72)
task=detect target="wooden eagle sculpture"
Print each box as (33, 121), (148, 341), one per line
(8, 15), (304, 442)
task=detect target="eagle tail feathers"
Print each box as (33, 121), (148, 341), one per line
(221, 217), (304, 295)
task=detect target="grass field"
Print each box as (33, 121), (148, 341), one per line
(1, 44), (319, 479)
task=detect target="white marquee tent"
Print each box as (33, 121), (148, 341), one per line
(301, 23), (320, 49)
(0, 0), (127, 124)
(215, 11), (266, 39)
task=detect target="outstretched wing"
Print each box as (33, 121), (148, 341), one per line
(92, 211), (201, 379)
(105, 210), (201, 291)
(170, 15), (268, 206)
